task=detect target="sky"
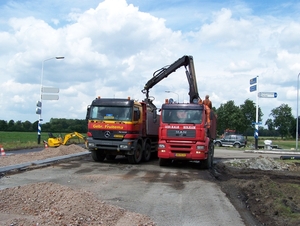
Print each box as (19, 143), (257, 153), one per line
(1, 0), (300, 127)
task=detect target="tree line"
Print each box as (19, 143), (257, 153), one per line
(214, 99), (296, 139)
(0, 99), (297, 138)
(0, 118), (87, 133)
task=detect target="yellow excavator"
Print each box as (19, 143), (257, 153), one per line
(45, 132), (87, 148)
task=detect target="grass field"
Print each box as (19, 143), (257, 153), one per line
(0, 131), (299, 151)
(246, 137), (298, 150)
(0, 131), (86, 150)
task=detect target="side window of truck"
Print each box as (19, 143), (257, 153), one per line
(133, 107), (140, 121)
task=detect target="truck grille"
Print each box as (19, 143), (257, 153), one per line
(90, 130), (122, 140)
(167, 129), (196, 138)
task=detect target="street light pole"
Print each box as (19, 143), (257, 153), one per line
(37, 56), (64, 144)
(165, 90), (179, 103)
(297, 73), (300, 151)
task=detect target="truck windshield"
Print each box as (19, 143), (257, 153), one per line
(89, 106), (132, 121)
(162, 109), (202, 124)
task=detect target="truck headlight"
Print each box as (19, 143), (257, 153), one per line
(120, 144), (129, 149)
(158, 144), (165, 148)
(88, 143), (95, 147)
(196, 145), (205, 150)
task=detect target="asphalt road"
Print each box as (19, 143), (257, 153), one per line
(0, 152), (247, 226)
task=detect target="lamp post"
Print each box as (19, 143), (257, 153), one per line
(165, 90), (179, 103)
(37, 56), (64, 144)
(297, 73), (300, 151)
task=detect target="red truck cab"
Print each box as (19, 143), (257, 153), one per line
(158, 102), (216, 168)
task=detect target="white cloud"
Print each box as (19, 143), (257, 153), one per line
(0, 0), (299, 126)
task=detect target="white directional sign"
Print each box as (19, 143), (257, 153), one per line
(41, 87), (59, 93)
(41, 94), (59, 100)
(258, 92), (277, 98)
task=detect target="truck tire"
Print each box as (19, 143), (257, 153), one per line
(91, 150), (106, 162)
(127, 143), (142, 164)
(159, 158), (172, 166)
(142, 143), (151, 162)
(200, 142), (214, 169)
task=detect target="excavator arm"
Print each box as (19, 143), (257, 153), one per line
(62, 132), (87, 145)
(141, 55), (200, 110)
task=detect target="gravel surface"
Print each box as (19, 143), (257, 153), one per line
(0, 145), (87, 167)
(0, 145), (156, 225)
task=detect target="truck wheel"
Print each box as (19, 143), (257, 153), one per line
(159, 158), (172, 166)
(91, 150), (106, 162)
(127, 143), (143, 164)
(106, 155), (116, 160)
(200, 142), (214, 169)
(142, 143), (151, 162)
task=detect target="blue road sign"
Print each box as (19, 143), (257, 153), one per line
(250, 77), (257, 85)
(252, 122), (262, 125)
(250, 85), (257, 92)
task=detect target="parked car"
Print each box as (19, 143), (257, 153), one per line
(214, 134), (247, 148)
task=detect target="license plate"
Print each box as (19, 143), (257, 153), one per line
(175, 153), (186, 157)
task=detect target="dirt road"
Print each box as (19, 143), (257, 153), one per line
(1, 145), (300, 225)
(0, 153), (245, 225)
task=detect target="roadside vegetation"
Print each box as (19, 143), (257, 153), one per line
(0, 131), (298, 151)
(0, 99), (299, 151)
(0, 131), (86, 151)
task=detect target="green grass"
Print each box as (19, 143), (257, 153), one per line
(246, 137), (298, 150)
(1, 132), (299, 151)
(0, 131), (86, 151)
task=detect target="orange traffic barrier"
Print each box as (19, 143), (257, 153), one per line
(0, 145), (6, 156)
(43, 141), (48, 148)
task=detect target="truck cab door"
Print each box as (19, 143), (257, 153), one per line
(133, 108), (140, 121)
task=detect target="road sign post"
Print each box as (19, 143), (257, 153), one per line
(36, 86), (60, 144)
(250, 76), (259, 149)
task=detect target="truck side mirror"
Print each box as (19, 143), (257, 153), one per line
(134, 109), (140, 121)
(86, 105), (90, 120)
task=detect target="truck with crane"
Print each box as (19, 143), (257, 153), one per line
(142, 55), (217, 169)
(85, 97), (159, 164)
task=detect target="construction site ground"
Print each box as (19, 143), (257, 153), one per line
(0, 145), (300, 225)
(214, 151), (300, 226)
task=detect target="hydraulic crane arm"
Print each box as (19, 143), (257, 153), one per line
(141, 55), (200, 109)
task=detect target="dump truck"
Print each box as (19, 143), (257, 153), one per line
(85, 97), (159, 164)
(142, 55), (217, 168)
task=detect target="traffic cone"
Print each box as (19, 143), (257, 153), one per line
(43, 141), (48, 148)
(0, 145), (6, 156)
